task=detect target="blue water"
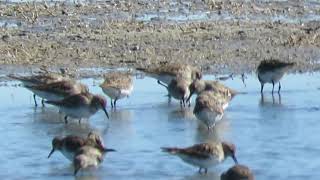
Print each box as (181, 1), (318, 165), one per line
(0, 72), (320, 179)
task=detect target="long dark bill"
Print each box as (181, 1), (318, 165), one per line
(103, 148), (116, 152)
(232, 154), (238, 164)
(102, 107), (109, 119)
(48, 148), (55, 158)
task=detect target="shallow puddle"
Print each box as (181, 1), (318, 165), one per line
(1, 72), (320, 179)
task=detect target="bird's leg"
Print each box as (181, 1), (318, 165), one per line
(78, 118), (81, 124)
(260, 83), (264, 94)
(33, 94), (38, 107)
(182, 97), (186, 107)
(272, 80), (275, 94)
(41, 99), (45, 107)
(110, 99), (114, 108)
(278, 81), (281, 93)
(204, 168), (208, 174)
(198, 167), (202, 174)
(64, 116), (68, 124)
(180, 100), (183, 108)
(114, 98), (118, 108)
(278, 93), (282, 104)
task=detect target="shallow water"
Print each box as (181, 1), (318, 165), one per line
(1, 72), (320, 180)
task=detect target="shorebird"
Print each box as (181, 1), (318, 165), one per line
(25, 80), (89, 106)
(100, 72), (133, 108)
(221, 164), (254, 180)
(8, 72), (67, 86)
(161, 141), (238, 174)
(45, 93), (109, 123)
(73, 142), (115, 175)
(8, 72), (69, 106)
(137, 63), (202, 87)
(193, 91), (228, 130)
(48, 132), (115, 161)
(257, 59), (295, 94)
(187, 79), (237, 103)
(158, 76), (192, 107)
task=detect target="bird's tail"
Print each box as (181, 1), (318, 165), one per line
(7, 74), (26, 81)
(161, 147), (181, 154)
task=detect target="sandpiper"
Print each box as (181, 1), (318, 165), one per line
(159, 76), (192, 107)
(25, 80), (89, 106)
(137, 63), (202, 86)
(8, 73), (69, 106)
(193, 91), (228, 130)
(45, 93), (109, 123)
(73, 143), (114, 175)
(221, 164), (254, 180)
(48, 132), (115, 161)
(188, 79), (237, 103)
(161, 141), (238, 174)
(8, 72), (67, 86)
(257, 59), (295, 94)
(73, 133), (115, 176)
(48, 135), (86, 161)
(100, 72), (133, 108)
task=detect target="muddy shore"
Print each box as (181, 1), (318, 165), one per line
(0, 1), (320, 77)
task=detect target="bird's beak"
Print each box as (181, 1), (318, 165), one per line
(232, 154), (238, 164)
(102, 107), (109, 119)
(48, 148), (55, 158)
(103, 148), (116, 152)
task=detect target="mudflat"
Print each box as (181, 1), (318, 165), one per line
(0, 1), (320, 76)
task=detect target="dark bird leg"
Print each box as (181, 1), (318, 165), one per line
(64, 116), (68, 124)
(33, 94), (38, 107)
(41, 99), (45, 107)
(260, 83), (264, 94)
(278, 93), (282, 104)
(78, 118), (81, 124)
(114, 98), (118, 108)
(272, 80), (275, 94)
(204, 168), (208, 174)
(110, 99), (114, 108)
(182, 97), (186, 107)
(198, 167), (202, 174)
(272, 93), (275, 104)
(278, 82), (281, 93)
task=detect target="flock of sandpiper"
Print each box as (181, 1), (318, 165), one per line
(8, 59), (295, 179)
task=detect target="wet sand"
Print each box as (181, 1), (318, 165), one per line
(0, 1), (320, 76)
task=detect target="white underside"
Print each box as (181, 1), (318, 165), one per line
(178, 154), (222, 169)
(222, 102), (229, 110)
(102, 85), (133, 100)
(60, 106), (97, 119)
(195, 109), (224, 127)
(75, 154), (99, 169)
(258, 70), (285, 84)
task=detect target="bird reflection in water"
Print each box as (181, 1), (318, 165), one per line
(260, 93), (282, 106)
(168, 108), (195, 121)
(194, 118), (230, 143)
